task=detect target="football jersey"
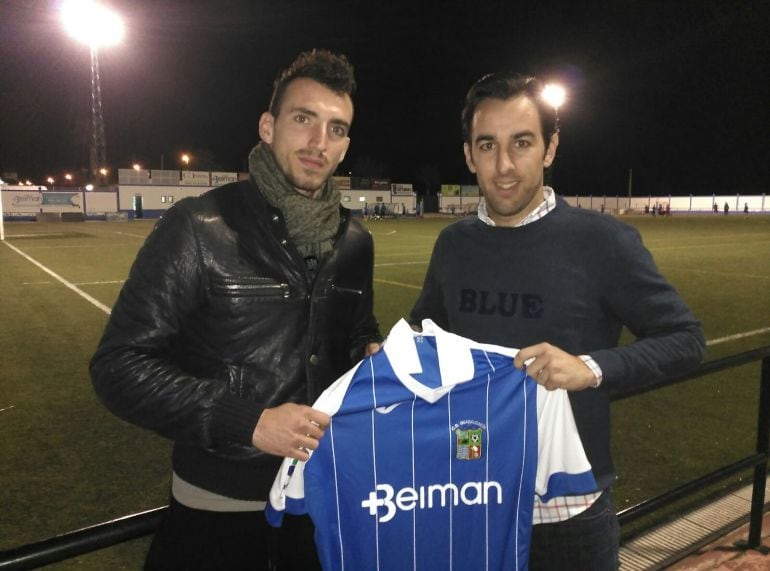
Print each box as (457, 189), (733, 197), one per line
(267, 319), (596, 571)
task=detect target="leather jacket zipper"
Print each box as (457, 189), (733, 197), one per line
(330, 284), (363, 295)
(211, 276), (290, 299)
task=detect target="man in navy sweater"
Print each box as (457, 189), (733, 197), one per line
(410, 72), (706, 570)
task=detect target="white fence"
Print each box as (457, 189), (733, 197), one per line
(3, 186), (767, 219)
(439, 193), (768, 214)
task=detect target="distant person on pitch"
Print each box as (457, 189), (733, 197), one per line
(410, 71), (706, 570)
(90, 49), (381, 570)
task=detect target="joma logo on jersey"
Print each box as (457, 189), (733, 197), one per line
(361, 481), (503, 523)
(455, 428), (483, 460)
(458, 289), (543, 318)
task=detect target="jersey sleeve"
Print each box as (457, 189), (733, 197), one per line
(535, 386), (597, 501)
(265, 457), (309, 527)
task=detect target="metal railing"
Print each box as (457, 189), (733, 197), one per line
(615, 346), (770, 544)
(2, 346), (769, 570)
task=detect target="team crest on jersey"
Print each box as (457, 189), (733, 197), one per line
(453, 420), (486, 460)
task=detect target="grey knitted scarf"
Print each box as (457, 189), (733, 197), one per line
(248, 143), (340, 260)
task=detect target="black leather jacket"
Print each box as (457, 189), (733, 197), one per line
(90, 180), (381, 499)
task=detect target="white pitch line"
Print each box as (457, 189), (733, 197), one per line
(114, 231), (149, 239)
(4, 233), (69, 238)
(375, 260), (429, 268)
(0, 405), (16, 413)
(74, 280), (125, 286)
(374, 278), (422, 290)
(22, 279), (126, 286)
(368, 231), (398, 237)
(661, 267), (770, 281)
(645, 233), (770, 245)
(17, 244), (100, 249)
(651, 239), (770, 252)
(706, 327), (770, 346)
(2, 241), (111, 315)
(378, 250), (435, 258)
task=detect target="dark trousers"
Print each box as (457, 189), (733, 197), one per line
(529, 489), (620, 571)
(145, 497), (321, 571)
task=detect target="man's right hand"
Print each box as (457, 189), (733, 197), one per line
(251, 403), (330, 460)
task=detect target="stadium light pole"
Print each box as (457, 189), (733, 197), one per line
(60, 0), (124, 180)
(542, 83), (566, 188)
(542, 83), (566, 129)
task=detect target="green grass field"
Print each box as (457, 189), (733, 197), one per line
(1, 214), (769, 568)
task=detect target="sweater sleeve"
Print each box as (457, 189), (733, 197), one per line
(590, 223), (706, 392)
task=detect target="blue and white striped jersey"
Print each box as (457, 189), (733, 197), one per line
(267, 319), (595, 571)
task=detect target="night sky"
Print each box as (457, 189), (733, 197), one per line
(1, 0), (768, 197)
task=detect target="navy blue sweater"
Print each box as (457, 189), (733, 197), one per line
(410, 198), (706, 490)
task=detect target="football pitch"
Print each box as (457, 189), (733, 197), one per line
(1, 213), (769, 567)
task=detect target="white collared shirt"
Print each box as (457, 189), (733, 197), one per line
(476, 185), (557, 227)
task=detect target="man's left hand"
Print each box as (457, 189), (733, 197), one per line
(513, 342), (596, 391)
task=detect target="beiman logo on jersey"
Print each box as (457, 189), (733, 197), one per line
(452, 420), (486, 460)
(361, 481), (503, 523)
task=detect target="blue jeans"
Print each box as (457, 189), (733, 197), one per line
(529, 489), (620, 571)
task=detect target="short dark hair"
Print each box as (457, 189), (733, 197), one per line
(460, 73), (558, 146)
(269, 49), (356, 116)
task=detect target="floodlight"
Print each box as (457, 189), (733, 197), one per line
(60, 0), (124, 178)
(61, 0), (124, 48)
(542, 84), (566, 110)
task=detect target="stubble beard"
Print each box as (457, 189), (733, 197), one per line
(277, 150), (333, 197)
(287, 167), (331, 197)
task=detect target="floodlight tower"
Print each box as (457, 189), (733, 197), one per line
(541, 83), (566, 187)
(61, 0), (124, 179)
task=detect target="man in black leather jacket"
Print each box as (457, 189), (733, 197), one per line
(90, 50), (381, 570)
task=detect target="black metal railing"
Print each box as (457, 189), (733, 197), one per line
(0, 508), (164, 570)
(615, 346), (770, 542)
(2, 346), (769, 570)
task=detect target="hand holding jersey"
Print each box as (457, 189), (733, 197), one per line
(515, 342), (597, 391)
(252, 403), (330, 461)
(253, 342), (381, 460)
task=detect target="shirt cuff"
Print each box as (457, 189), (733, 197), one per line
(579, 355), (603, 388)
